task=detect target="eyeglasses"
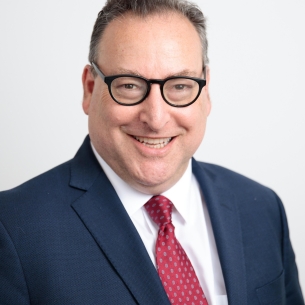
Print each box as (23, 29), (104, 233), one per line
(91, 62), (206, 107)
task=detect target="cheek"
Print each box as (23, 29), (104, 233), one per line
(196, 96), (211, 126)
(181, 99), (209, 130)
(87, 92), (112, 144)
(88, 93), (137, 144)
(184, 100), (210, 147)
(90, 90), (119, 125)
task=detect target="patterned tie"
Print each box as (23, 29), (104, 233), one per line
(145, 195), (208, 305)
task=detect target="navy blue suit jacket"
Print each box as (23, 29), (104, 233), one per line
(0, 136), (303, 304)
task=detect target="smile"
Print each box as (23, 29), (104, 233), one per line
(133, 136), (172, 148)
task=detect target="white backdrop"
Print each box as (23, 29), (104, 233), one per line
(0, 0), (304, 292)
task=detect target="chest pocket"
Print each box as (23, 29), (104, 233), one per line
(256, 270), (285, 305)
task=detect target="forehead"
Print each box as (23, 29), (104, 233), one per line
(98, 12), (203, 77)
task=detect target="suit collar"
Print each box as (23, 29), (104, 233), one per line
(69, 135), (102, 191)
(192, 158), (247, 304)
(69, 136), (170, 305)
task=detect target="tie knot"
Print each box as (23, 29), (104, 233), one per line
(145, 195), (173, 227)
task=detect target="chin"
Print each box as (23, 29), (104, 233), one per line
(130, 173), (173, 195)
(136, 175), (166, 187)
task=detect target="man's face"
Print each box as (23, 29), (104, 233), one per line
(82, 12), (211, 194)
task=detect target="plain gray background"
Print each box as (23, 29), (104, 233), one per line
(0, 0), (304, 292)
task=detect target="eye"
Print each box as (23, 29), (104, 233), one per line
(122, 83), (140, 90)
(174, 84), (187, 90)
(124, 84), (137, 89)
(112, 77), (145, 91)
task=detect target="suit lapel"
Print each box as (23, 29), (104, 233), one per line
(69, 137), (170, 305)
(192, 159), (247, 304)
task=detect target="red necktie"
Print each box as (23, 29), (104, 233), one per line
(145, 195), (208, 305)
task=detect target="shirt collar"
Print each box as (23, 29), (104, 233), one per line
(91, 142), (193, 223)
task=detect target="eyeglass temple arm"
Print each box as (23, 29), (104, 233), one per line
(91, 62), (106, 81)
(203, 66), (207, 80)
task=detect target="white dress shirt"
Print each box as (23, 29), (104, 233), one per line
(91, 144), (228, 305)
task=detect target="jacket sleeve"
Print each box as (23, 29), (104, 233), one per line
(0, 220), (30, 305)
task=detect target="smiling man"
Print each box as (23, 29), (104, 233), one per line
(82, 10), (210, 195)
(0, 0), (303, 304)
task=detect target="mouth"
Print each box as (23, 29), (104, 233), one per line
(133, 136), (172, 149)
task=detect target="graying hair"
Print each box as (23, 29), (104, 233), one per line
(89, 0), (209, 71)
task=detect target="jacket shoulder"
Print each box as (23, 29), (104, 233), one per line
(194, 160), (270, 190)
(193, 160), (282, 214)
(0, 160), (74, 209)
(0, 136), (99, 208)
(1, 158), (72, 191)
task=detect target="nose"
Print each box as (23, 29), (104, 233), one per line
(139, 84), (171, 131)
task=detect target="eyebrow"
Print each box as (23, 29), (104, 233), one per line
(114, 68), (202, 79)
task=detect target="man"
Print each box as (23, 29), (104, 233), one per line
(0, 0), (303, 304)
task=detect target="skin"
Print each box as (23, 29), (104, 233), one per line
(82, 11), (211, 195)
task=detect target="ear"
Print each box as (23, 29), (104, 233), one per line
(204, 66), (212, 116)
(82, 64), (95, 115)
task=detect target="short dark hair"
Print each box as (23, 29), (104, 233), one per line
(89, 0), (209, 70)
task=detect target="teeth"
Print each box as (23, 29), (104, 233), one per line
(133, 136), (172, 148)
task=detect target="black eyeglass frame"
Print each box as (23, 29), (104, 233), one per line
(91, 62), (206, 107)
